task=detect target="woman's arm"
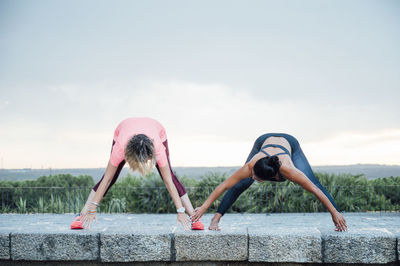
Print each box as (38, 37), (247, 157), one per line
(92, 160), (118, 203)
(191, 163), (252, 221)
(82, 160), (117, 228)
(158, 165), (191, 230)
(281, 165), (347, 231)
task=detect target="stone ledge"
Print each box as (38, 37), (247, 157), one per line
(249, 227), (322, 263)
(0, 213), (399, 264)
(174, 229), (248, 261)
(0, 233), (10, 260)
(387, 228), (400, 261)
(322, 228), (397, 264)
(100, 231), (171, 262)
(11, 232), (99, 261)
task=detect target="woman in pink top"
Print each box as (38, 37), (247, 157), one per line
(73, 117), (203, 230)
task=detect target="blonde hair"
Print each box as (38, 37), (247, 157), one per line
(125, 134), (156, 175)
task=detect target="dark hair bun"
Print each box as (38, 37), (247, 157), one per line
(253, 156), (281, 181)
(268, 156), (281, 169)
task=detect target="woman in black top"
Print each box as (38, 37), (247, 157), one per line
(191, 133), (347, 232)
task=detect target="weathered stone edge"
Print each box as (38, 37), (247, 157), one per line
(0, 231), (398, 263)
(0, 233), (10, 260)
(10, 232), (100, 261)
(100, 232), (172, 262)
(174, 232), (248, 261)
(321, 233), (398, 264)
(248, 228), (322, 263)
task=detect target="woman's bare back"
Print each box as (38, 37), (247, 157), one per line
(261, 136), (292, 156)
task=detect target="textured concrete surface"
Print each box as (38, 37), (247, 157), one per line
(174, 229), (248, 261)
(387, 227), (400, 261)
(0, 212), (399, 264)
(0, 233), (10, 260)
(322, 228), (397, 264)
(11, 232), (99, 261)
(248, 227), (322, 263)
(100, 230), (171, 262)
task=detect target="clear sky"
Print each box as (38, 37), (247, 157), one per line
(0, 0), (399, 169)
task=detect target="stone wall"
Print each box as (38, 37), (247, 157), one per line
(0, 213), (399, 264)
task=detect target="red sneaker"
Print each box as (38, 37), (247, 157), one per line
(70, 215), (84, 230)
(191, 221), (204, 230)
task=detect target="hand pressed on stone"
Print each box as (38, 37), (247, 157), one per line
(82, 211), (97, 229)
(332, 211), (347, 232)
(177, 212), (191, 231)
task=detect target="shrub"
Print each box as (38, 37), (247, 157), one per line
(0, 172), (399, 214)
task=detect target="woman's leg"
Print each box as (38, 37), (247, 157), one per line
(215, 134), (272, 216)
(209, 134), (273, 229)
(155, 140), (196, 215)
(290, 141), (339, 211)
(81, 140), (125, 215)
(215, 177), (255, 214)
(92, 160), (125, 195)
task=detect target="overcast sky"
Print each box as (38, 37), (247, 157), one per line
(0, 0), (399, 169)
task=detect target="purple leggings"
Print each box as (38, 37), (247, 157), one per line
(93, 139), (187, 197)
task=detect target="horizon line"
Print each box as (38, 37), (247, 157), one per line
(1, 163), (400, 171)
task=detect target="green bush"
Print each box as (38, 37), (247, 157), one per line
(0, 174), (93, 213)
(0, 172), (399, 214)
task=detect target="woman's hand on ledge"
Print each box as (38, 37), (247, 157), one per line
(177, 212), (191, 231)
(332, 211), (347, 232)
(191, 205), (206, 222)
(82, 211), (97, 229)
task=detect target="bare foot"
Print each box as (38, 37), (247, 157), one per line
(208, 213), (222, 230)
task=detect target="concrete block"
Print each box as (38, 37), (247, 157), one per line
(387, 227), (400, 262)
(11, 232), (99, 261)
(248, 227), (322, 263)
(322, 228), (397, 264)
(174, 229), (248, 261)
(100, 231), (171, 262)
(0, 233), (10, 260)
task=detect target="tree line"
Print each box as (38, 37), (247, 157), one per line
(0, 172), (399, 214)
